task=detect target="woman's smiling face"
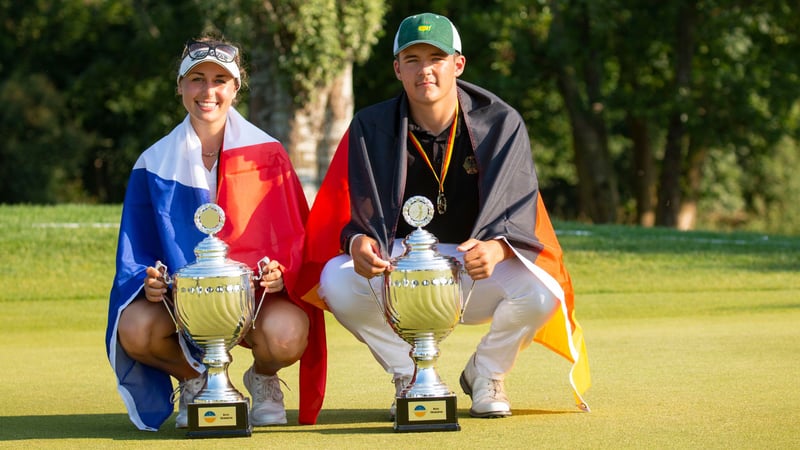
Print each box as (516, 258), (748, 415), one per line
(177, 61), (238, 131)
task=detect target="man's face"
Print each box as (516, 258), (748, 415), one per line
(393, 43), (465, 107)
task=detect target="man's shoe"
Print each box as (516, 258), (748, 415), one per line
(174, 375), (205, 428)
(243, 366), (288, 425)
(388, 375), (412, 421)
(459, 358), (511, 418)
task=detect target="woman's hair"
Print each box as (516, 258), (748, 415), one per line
(176, 32), (249, 91)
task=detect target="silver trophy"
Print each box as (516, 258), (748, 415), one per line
(381, 196), (465, 432)
(158, 203), (269, 438)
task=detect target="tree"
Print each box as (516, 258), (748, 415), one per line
(657, 1), (697, 228)
(469, 0), (800, 230)
(546, 0), (620, 223)
(2, 0), (798, 236)
(0, 73), (94, 203)
(0, 0), (207, 203)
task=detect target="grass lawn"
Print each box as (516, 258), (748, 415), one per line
(0, 204), (798, 449)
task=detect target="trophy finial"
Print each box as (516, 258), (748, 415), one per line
(402, 196), (434, 228)
(194, 203), (226, 235)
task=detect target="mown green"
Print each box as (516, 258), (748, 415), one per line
(0, 205), (798, 449)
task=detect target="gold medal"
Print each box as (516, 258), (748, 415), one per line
(437, 192), (447, 215)
(408, 103), (459, 215)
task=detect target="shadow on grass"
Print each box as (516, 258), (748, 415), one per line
(0, 408), (581, 440)
(0, 411), (391, 440)
(294, 408), (581, 436)
(0, 414), (176, 441)
(313, 407), (578, 424)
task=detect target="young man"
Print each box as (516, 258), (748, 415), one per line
(297, 13), (590, 419)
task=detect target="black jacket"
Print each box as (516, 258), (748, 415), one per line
(342, 80), (545, 264)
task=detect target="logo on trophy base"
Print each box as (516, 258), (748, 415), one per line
(381, 196), (466, 432)
(394, 397), (459, 432)
(187, 401), (251, 438)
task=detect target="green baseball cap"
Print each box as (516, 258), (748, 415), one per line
(393, 13), (462, 56)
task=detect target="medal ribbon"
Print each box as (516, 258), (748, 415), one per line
(408, 103), (459, 213)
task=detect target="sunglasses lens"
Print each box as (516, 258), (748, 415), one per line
(187, 42), (210, 59)
(214, 45), (238, 62)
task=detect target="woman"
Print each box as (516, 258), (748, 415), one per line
(105, 35), (326, 431)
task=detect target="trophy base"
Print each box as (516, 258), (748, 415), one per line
(186, 399), (252, 438)
(394, 395), (460, 432)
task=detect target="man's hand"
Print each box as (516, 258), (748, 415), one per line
(456, 238), (512, 280)
(350, 234), (390, 278)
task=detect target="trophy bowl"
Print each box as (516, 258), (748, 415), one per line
(173, 259), (254, 405)
(382, 196), (463, 432)
(162, 203), (256, 438)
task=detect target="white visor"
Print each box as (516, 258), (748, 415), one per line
(177, 55), (241, 86)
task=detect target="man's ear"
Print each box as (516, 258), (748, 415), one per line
(454, 54), (466, 77)
(393, 59), (402, 80)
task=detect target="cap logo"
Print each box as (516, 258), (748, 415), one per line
(418, 25), (431, 32)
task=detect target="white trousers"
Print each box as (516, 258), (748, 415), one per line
(319, 242), (558, 381)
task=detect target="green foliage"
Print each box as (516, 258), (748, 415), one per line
(696, 146), (746, 229)
(272, 0), (386, 104)
(0, 0), (206, 203)
(1, 0), (799, 235)
(0, 73), (95, 203)
(197, 0), (386, 106)
(742, 136), (800, 236)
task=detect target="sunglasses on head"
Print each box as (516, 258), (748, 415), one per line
(184, 40), (238, 63)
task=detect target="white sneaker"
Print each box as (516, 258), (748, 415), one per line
(243, 366), (287, 425)
(459, 357), (511, 418)
(174, 375), (205, 428)
(388, 375), (412, 421)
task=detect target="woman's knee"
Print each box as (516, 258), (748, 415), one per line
(117, 299), (173, 357)
(250, 299), (309, 362)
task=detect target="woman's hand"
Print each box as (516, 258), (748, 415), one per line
(143, 265), (169, 302)
(258, 259), (285, 293)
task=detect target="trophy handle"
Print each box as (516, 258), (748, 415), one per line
(459, 279), (476, 323)
(154, 261), (179, 331)
(251, 257), (271, 329)
(155, 260), (172, 284)
(368, 274), (387, 316)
